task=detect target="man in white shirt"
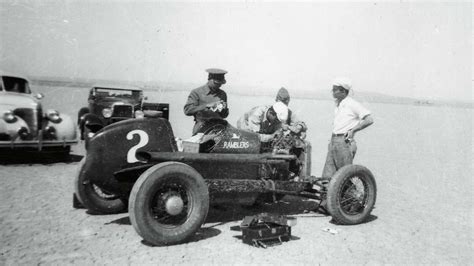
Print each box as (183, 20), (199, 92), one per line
(321, 77), (374, 179)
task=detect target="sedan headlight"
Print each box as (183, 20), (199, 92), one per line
(3, 110), (17, 123)
(46, 109), (61, 123)
(102, 108), (112, 118)
(134, 110), (144, 119)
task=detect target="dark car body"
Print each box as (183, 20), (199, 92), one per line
(81, 118), (290, 199)
(0, 72), (77, 154)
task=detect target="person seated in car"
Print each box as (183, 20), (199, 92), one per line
(236, 101), (289, 143)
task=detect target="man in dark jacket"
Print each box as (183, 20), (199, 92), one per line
(184, 68), (229, 135)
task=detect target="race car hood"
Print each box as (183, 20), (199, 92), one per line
(0, 92), (39, 113)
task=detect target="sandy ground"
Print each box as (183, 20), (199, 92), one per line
(0, 140), (472, 265)
(1, 86), (472, 264)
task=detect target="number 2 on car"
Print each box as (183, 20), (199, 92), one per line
(126, 130), (149, 163)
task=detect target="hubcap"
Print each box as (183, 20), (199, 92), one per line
(163, 193), (184, 216)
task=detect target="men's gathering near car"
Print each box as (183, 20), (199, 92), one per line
(183, 69), (373, 174)
(182, 68), (374, 213)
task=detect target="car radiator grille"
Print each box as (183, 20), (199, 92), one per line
(112, 105), (133, 118)
(13, 108), (39, 137)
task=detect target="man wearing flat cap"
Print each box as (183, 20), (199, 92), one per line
(322, 77), (374, 179)
(275, 87), (308, 139)
(184, 68), (229, 135)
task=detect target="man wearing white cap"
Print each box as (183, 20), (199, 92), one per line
(237, 101), (288, 143)
(322, 77), (374, 179)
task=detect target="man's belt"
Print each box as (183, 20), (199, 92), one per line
(332, 133), (345, 137)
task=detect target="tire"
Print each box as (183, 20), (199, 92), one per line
(326, 164), (377, 225)
(74, 159), (126, 214)
(129, 162), (209, 246)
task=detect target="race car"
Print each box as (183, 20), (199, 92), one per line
(74, 116), (377, 246)
(0, 72), (77, 156)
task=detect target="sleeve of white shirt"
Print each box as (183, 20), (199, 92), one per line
(350, 99), (371, 119)
(240, 106), (266, 133)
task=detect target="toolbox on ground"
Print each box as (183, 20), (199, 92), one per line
(240, 213), (296, 248)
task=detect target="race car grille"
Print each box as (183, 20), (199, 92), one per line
(13, 108), (39, 136)
(112, 105), (133, 118)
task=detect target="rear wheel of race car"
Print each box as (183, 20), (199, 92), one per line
(326, 164), (376, 225)
(129, 162), (209, 246)
(74, 159), (126, 214)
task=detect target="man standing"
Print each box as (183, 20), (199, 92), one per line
(236, 101), (288, 143)
(322, 77), (374, 179)
(184, 68), (229, 135)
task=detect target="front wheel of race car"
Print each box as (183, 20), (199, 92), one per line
(74, 159), (126, 214)
(326, 164), (377, 225)
(129, 162), (209, 246)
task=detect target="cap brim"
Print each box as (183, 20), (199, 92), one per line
(213, 79), (226, 84)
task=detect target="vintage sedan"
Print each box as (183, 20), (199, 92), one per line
(0, 72), (77, 156)
(77, 84), (169, 148)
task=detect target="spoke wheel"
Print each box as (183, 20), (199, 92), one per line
(327, 165), (376, 225)
(74, 159), (126, 214)
(129, 162), (209, 246)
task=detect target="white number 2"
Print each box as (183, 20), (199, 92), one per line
(126, 130), (149, 163)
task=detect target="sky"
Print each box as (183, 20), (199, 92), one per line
(0, 1), (471, 101)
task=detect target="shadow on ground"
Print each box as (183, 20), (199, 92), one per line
(140, 227), (222, 247)
(103, 196), (327, 246)
(106, 216), (222, 246)
(205, 196), (324, 224)
(0, 152), (83, 165)
(105, 195), (325, 227)
(329, 214), (378, 225)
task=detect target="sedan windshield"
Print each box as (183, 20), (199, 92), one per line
(93, 87), (142, 100)
(2, 76), (31, 94)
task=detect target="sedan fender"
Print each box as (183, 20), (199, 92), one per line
(44, 113), (76, 141)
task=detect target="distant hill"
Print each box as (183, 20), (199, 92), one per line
(30, 76), (472, 109)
